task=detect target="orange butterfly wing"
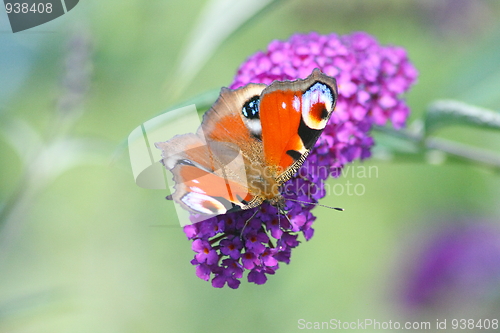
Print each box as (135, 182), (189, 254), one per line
(259, 69), (338, 184)
(156, 84), (267, 215)
(156, 69), (338, 217)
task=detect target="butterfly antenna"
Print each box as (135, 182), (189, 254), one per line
(240, 208), (260, 240)
(286, 198), (344, 211)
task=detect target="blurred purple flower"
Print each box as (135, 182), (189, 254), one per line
(185, 32), (417, 288)
(404, 221), (500, 310)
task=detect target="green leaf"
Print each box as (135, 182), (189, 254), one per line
(0, 117), (43, 167)
(445, 31), (500, 107)
(0, 288), (63, 321)
(424, 99), (500, 134)
(165, 0), (282, 102)
(168, 88), (220, 116)
(112, 89), (220, 168)
(0, 117), (112, 190)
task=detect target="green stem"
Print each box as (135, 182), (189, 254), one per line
(426, 137), (500, 170)
(373, 126), (500, 171)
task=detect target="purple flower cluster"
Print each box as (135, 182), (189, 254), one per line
(185, 32), (417, 288)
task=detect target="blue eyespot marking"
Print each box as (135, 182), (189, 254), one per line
(242, 96), (260, 119)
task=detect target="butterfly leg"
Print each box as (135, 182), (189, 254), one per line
(240, 208), (260, 241)
(277, 210), (281, 231)
(280, 208), (293, 229)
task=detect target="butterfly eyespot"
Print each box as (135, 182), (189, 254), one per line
(318, 106), (329, 120)
(242, 96), (260, 119)
(181, 192), (227, 215)
(302, 81), (335, 130)
(241, 95), (262, 139)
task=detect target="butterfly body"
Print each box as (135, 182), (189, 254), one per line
(156, 69), (338, 217)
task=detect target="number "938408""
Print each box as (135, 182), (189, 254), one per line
(5, 3), (53, 14)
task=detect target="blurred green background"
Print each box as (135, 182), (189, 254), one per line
(1, 0), (500, 332)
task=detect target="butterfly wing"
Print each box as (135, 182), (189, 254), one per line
(198, 83), (267, 167)
(156, 133), (260, 215)
(156, 69), (337, 216)
(258, 69), (338, 184)
(155, 83), (267, 216)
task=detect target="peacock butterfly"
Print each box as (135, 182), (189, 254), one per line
(155, 69), (338, 219)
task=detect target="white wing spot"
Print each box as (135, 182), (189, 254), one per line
(282, 101), (287, 109)
(293, 96), (301, 112)
(189, 186), (206, 194)
(245, 118), (262, 136)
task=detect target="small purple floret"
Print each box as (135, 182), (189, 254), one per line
(192, 239), (219, 265)
(220, 236), (243, 259)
